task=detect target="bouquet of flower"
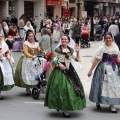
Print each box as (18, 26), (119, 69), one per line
(46, 52), (60, 67)
(37, 48), (48, 58)
(35, 51), (60, 80)
(35, 52), (60, 81)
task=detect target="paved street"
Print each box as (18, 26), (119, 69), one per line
(0, 35), (120, 120)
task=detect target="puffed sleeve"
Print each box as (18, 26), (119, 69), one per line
(23, 44), (32, 58)
(37, 45), (41, 52)
(72, 51), (81, 62)
(92, 46), (104, 61)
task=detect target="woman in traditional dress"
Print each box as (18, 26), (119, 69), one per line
(88, 32), (120, 113)
(6, 24), (18, 52)
(0, 22), (8, 38)
(12, 32), (23, 51)
(44, 35), (86, 118)
(0, 33), (14, 99)
(23, 20), (34, 41)
(2, 22), (9, 34)
(63, 20), (70, 35)
(52, 21), (61, 43)
(15, 30), (41, 95)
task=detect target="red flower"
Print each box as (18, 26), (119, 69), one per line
(41, 48), (44, 51)
(46, 52), (53, 61)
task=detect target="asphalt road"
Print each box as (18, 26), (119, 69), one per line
(0, 41), (120, 120)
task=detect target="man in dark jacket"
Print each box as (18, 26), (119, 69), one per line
(72, 21), (81, 45)
(115, 32), (120, 50)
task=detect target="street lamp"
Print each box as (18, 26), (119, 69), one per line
(76, 0), (82, 20)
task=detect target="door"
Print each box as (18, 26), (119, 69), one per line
(24, 1), (34, 20)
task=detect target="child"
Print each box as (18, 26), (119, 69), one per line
(12, 32), (23, 51)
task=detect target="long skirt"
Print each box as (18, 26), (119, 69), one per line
(52, 29), (61, 42)
(0, 58), (14, 91)
(89, 62), (120, 105)
(44, 64), (86, 110)
(12, 39), (23, 51)
(14, 56), (30, 88)
(15, 56), (46, 88)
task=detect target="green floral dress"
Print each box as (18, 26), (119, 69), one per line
(44, 46), (86, 110)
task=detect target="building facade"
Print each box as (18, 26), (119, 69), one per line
(0, 0), (120, 28)
(84, 0), (120, 17)
(46, 0), (84, 19)
(0, 0), (46, 31)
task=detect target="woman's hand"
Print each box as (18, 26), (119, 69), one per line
(75, 44), (80, 53)
(88, 70), (92, 77)
(58, 63), (66, 71)
(5, 38), (8, 41)
(32, 55), (37, 58)
(6, 54), (11, 60)
(32, 55), (37, 60)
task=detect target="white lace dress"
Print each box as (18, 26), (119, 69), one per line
(0, 41), (14, 90)
(22, 41), (46, 85)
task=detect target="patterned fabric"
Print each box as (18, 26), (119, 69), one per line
(0, 68), (14, 91)
(90, 42), (120, 104)
(44, 65), (86, 110)
(0, 41), (14, 91)
(22, 57), (46, 85)
(102, 53), (117, 71)
(15, 40), (41, 87)
(89, 61), (120, 105)
(12, 38), (23, 51)
(14, 56), (32, 88)
(0, 58), (14, 85)
(44, 46), (86, 110)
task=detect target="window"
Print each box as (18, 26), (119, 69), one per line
(9, 1), (16, 17)
(69, 0), (76, 3)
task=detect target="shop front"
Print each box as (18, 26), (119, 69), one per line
(16, 0), (46, 31)
(46, 0), (62, 19)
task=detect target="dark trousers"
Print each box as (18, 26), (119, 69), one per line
(75, 37), (80, 44)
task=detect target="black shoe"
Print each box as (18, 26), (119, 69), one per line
(63, 112), (70, 118)
(109, 106), (117, 113)
(96, 104), (101, 109)
(26, 91), (31, 96)
(0, 96), (4, 100)
(56, 110), (59, 112)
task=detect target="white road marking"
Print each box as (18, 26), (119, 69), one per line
(24, 102), (44, 104)
(24, 102), (90, 107)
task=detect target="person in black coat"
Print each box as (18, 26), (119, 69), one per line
(115, 32), (120, 50)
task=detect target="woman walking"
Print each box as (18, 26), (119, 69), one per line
(45, 35), (86, 117)
(15, 31), (41, 95)
(88, 32), (120, 113)
(0, 33), (14, 99)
